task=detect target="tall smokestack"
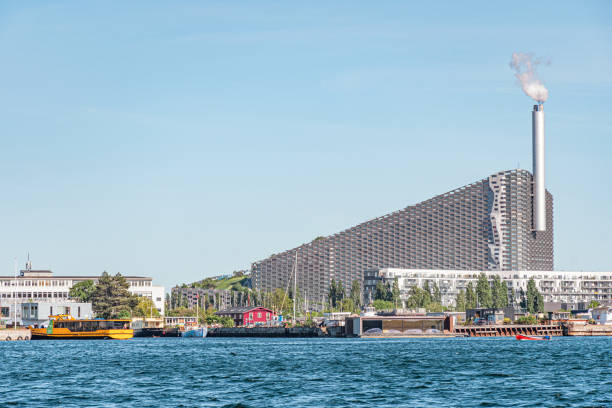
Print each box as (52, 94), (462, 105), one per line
(532, 104), (545, 231)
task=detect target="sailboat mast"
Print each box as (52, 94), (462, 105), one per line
(293, 251), (297, 324)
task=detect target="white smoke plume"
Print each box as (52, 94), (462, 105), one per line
(509, 52), (549, 103)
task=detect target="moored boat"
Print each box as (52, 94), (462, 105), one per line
(30, 314), (133, 340)
(516, 334), (551, 341)
(181, 326), (207, 338)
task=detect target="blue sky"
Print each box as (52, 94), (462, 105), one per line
(0, 1), (610, 290)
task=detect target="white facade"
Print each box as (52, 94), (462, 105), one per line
(592, 307), (612, 325)
(364, 268), (612, 308)
(0, 268), (165, 316)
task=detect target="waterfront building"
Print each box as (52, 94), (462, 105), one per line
(0, 301), (93, 327)
(171, 287), (233, 310)
(216, 306), (275, 327)
(592, 307), (612, 325)
(364, 268), (612, 308)
(21, 301), (93, 326)
(164, 316), (198, 326)
(252, 169), (553, 309)
(0, 264), (165, 324)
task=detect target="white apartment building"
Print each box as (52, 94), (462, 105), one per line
(364, 268), (612, 308)
(0, 266), (165, 323)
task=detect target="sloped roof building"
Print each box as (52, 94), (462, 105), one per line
(251, 170), (553, 310)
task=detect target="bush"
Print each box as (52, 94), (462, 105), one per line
(373, 299), (395, 311)
(516, 315), (537, 325)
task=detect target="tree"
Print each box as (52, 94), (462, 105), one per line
(373, 299), (394, 311)
(69, 280), (96, 303)
(535, 292), (544, 313)
(90, 272), (139, 319)
(268, 288), (293, 316)
(588, 300), (600, 309)
(517, 288), (525, 309)
(340, 298), (357, 313)
(432, 282), (442, 304)
(491, 275), (507, 309)
(455, 290), (467, 312)
(502, 282), (510, 308)
(132, 296), (161, 318)
(526, 278), (538, 314)
(405, 286), (430, 309)
(423, 281), (432, 301)
(476, 273), (493, 308)
(465, 282), (477, 310)
(350, 280), (362, 310)
(329, 279), (345, 309)
(391, 278), (401, 307)
(374, 281), (389, 302)
(166, 306), (195, 317)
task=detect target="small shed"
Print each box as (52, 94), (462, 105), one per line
(592, 307), (612, 325)
(216, 306), (275, 327)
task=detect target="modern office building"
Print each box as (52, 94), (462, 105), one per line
(252, 169), (554, 310)
(0, 263), (165, 324)
(364, 268), (612, 308)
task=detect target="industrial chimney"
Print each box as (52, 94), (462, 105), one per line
(532, 104), (545, 231)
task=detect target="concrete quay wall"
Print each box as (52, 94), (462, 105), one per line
(208, 327), (325, 337)
(0, 328), (31, 341)
(454, 324), (563, 337)
(565, 322), (612, 336)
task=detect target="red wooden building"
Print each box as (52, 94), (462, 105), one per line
(216, 306), (275, 326)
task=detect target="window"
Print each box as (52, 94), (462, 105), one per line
(249, 313), (253, 320)
(257, 312), (261, 318)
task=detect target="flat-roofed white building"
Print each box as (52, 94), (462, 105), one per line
(364, 268), (612, 308)
(0, 266), (165, 317)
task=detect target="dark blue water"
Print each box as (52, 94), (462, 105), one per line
(1, 337), (611, 407)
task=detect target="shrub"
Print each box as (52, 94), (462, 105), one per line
(516, 315), (537, 325)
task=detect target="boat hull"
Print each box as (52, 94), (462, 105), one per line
(181, 327), (207, 338)
(516, 334), (550, 341)
(31, 329), (133, 340)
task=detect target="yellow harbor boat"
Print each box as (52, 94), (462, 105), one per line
(30, 314), (133, 340)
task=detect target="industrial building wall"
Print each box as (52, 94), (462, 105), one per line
(252, 169), (554, 308)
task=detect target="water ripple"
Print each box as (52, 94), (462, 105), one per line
(0, 337), (611, 407)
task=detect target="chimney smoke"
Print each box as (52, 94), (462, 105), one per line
(510, 52), (549, 103)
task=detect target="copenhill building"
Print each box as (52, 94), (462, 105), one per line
(252, 104), (555, 309)
(252, 167), (553, 309)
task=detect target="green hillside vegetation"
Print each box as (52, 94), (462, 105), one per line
(214, 276), (248, 290)
(184, 274), (250, 291)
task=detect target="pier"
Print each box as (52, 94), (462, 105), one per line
(453, 324), (563, 337)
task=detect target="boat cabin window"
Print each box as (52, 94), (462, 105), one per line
(53, 320), (129, 331)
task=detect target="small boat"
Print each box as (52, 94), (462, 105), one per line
(516, 334), (551, 341)
(30, 314), (133, 340)
(181, 326), (207, 338)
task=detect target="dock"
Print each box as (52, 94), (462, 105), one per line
(565, 321), (612, 336)
(208, 327), (325, 337)
(0, 328), (31, 341)
(453, 324), (563, 337)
